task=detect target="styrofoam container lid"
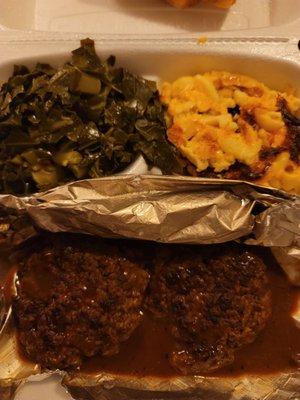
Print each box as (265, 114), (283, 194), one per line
(0, 0), (299, 37)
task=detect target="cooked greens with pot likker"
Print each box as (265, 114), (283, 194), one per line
(0, 39), (180, 195)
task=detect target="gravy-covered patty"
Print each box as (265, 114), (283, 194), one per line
(146, 245), (271, 374)
(13, 238), (149, 370)
(13, 237), (272, 375)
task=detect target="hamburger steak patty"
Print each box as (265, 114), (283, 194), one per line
(13, 239), (149, 370)
(146, 245), (271, 374)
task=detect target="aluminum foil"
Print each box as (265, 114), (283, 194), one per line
(0, 175), (299, 281)
(63, 371), (300, 400)
(0, 175), (299, 400)
(0, 175), (298, 244)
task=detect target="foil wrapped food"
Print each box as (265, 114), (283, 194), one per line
(0, 175), (299, 400)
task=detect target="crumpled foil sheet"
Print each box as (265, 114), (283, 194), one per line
(0, 175), (298, 245)
(62, 371), (300, 400)
(0, 175), (299, 400)
(1, 175), (299, 283)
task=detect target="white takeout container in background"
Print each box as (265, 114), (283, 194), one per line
(0, 2), (299, 400)
(0, 0), (299, 37)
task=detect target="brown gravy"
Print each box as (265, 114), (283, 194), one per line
(7, 241), (300, 379)
(82, 265), (300, 378)
(213, 266), (300, 377)
(83, 313), (177, 377)
(2, 265), (17, 304)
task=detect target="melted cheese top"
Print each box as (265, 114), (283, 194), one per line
(161, 71), (300, 194)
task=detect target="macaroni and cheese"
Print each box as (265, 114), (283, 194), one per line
(161, 71), (300, 194)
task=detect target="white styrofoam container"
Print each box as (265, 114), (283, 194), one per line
(1, 40), (300, 400)
(0, 0), (299, 36)
(0, 2), (299, 400)
(0, 37), (298, 178)
(0, 38), (299, 92)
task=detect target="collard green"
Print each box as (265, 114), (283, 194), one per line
(0, 39), (180, 195)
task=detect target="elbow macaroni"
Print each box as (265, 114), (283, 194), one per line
(161, 71), (300, 194)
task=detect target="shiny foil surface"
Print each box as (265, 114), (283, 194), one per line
(0, 175), (299, 400)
